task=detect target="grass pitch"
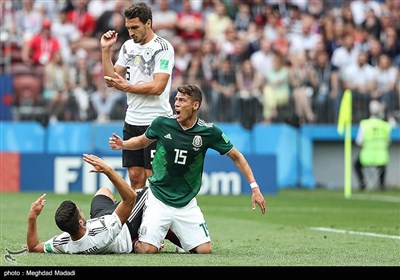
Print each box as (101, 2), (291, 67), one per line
(1, 188), (399, 268)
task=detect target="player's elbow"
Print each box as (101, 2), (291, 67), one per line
(27, 243), (42, 253)
(150, 82), (168, 96)
(150, 87), (164, 96)
(125, 189), (137, 205)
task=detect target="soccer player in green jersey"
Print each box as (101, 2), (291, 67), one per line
(109, 84), (266, 254)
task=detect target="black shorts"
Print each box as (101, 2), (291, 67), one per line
(90, 195), (118, 219)
(89, 187), (149, 240)
(122, 122), (156, 169)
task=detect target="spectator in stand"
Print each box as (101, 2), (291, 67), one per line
(350, 0), (381, 27)
(13, 0), (43, 47)
(216, 23), (237, 61)
(342, 51), (376, 122)
(69, 48), (93, 121)
(261, 51), (290, 123)
(331, 33), (360, 81)
(235, 59), (263, 129)
(42, 51), (73, 123)
(233, 3), (253, 41)
(250, 37), (274, 77)
(199, 39), (219, 113)
(66, 0), (96, 38)
(368, 37), (383, 67)
(306, 0), (325, 19)
(0, 0), (15, 50)
(91, 0), (131, 50)
(210, 58), (237, 122)
(361, 8), (381, 40)
(205, 0), (232, 43)
(289, 51), (317, 124)
(372, 54), (398, 121)
(174, 41), (192, 85)
(176, 0), (204, 53)
(91, 78), (124, 123)
(381, 26), (400, 65)
(289, 13), (321, 56)
(33, 0), (65, 21)
(51, 7), (82, 66)
(87, 0), (116, 20)
(152, 0), (178, 44)
(182, 53), (210, 120)
(21, 18), (60, 67)
(261, 5), (282, 43)
(273, 26), (290, 57)
(313, 50), (340, 123)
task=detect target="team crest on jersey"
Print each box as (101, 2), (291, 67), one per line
(143, 48), (154, 62)
(192, 135), (202, 151)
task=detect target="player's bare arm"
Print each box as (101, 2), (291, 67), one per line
(26, 194), (46, 253)
(104, 72), (170, 96)
(101, 30), (119, 77)
(109, 133), (155, 151)
(227, 148), (266, 214)
(82, 154), (136, 224)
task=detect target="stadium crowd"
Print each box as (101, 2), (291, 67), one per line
(1, 0), (399, 128)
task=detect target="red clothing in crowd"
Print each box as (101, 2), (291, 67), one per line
(28, 34), (60, 65)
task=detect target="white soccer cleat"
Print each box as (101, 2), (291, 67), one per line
(175, 246), (187, 253)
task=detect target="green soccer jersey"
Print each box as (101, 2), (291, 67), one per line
(145, 116), (234, 207)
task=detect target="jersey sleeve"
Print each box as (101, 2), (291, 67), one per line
(209, 125), (234, 155)
(145, 117), (161, 140)
(154, 41), (174, 75)
(43, 233), (70, 253)
(115, 42), (128, 68)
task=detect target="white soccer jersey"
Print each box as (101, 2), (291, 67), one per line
(43, 212), (133, 254)
(116, 35), (174, 126)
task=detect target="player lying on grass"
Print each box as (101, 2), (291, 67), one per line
(27, 153), (181, 254)
(109, 84), (266, 254)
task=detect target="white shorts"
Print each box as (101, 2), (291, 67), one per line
(138, 187), (211, 252)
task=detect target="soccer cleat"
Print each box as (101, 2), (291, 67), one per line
(175, 246), (187, 253)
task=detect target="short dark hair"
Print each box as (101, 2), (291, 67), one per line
(124, 2), (152, 24)
(55, 200), (80, 235)
(177, 84), (203, 107)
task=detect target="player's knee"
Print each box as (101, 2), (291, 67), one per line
(128, 168), (146, 188)
(134, 241), (158, 254)
(191, 242), (212, 254)
(94, 187), (114, 200)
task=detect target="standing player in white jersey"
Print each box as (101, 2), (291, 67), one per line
(109, 84), (267, 254)
(101, 2), (174, 190)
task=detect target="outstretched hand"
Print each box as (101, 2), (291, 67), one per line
(29, 194), (46, 219)
(82, 154), (110, 173)
(251, 188), (266, 214)
(109, 133), (123, 150)
(104, 72), (126, 91)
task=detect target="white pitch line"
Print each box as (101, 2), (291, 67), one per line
(310, 227), (400, 240)
(350, 194), (400, 203)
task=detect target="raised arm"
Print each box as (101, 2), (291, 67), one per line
(226, 148), (266, 214)
(82, 154), (136, 224)
(27, 194), (47, 252)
